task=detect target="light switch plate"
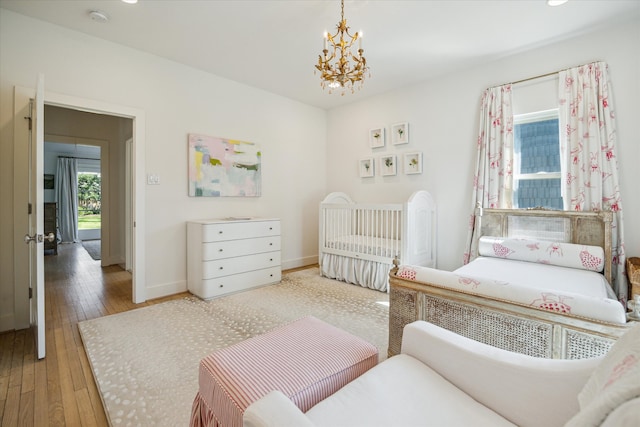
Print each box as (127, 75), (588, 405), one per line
(147, 174), (160, 185)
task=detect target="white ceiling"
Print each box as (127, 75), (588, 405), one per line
(2, 0), (639, 110)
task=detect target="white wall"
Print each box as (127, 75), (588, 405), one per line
(0, 10), (326, 330)
(326, 17), (640, 272)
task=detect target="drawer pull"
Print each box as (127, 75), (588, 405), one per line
(270, 258), (273, 261)
(219, 266), (224, 270)
(218, 231), (223, 234)
(269, 243), (273, 246)
(219, 284), (224, 288)
(219, 249), (223, 252)
(269, 227), (273, 230)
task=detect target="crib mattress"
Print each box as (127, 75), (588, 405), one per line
(325, 235), (400, 258)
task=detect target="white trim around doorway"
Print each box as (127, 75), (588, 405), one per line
(45, 91), (146, 304)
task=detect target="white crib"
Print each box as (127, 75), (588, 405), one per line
(319, 190), (436, 291)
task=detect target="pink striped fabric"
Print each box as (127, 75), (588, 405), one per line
(189, 316), (378, 427)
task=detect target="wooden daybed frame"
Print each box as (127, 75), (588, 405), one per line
(388, 207), (634, 360)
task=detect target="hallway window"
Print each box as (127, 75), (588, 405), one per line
(78, 172), (101, 230)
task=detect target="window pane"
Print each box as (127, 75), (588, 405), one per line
(514, 178), (563, 210)
(78, 172), (101, 230)
(514, 118), (560, 173)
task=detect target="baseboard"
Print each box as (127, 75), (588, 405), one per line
(145, 280), (187, 301)
(102, 255), (125, 267)
(281, 256), (318, 271)
(0, 313), (15, 333)
(145, 258), (318, 302)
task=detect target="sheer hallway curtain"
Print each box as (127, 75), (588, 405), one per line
(559, 61), (627, 303)
(463, 84), (514, 264)
(55, 157), (79, 243)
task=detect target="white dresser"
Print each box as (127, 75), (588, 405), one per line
(187, 218), (281, 299)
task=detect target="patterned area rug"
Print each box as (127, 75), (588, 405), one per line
(78, 268), (389, 427)
(81, 239), (101, 260)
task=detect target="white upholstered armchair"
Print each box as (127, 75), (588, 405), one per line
(244, 321), (640, 427)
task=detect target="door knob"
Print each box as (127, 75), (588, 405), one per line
(24, 233), (38, 244)
(24, 233), (55, 244)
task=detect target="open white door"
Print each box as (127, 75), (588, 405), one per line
(24, 74), (49, 359)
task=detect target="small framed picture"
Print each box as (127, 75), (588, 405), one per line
(380, 155), (397, 176)
(391, 122), (409, 145)
(404, 152), (423, 174)
(44, 174), (55, 189)
(359, 157), (374, 177)
(369, 127), (385, 148)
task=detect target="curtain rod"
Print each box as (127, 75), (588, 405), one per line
(58, 155), (100, 161)
(489, 61), (602, 89)
(510, 70), (561, 86)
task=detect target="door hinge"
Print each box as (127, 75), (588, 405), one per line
(28, 203), (32, 215)
(29, 288), (33, 299)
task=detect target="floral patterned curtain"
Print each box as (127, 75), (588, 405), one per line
(463, 84), (514, 264)
(558, 62), (627, 303)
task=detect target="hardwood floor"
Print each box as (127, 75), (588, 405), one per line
(0, 243), (189, 426)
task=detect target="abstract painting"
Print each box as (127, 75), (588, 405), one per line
(188, 133), (261, 197)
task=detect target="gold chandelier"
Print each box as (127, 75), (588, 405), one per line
(315, 0), (369, 95)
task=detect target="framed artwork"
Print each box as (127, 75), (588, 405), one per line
(391, 122), (409, 145)
(380, 154), (397, 176)
(369, 127), (385, 148)
(359, 157), (374, 177)
(404, 152), (423, 174)
(44, 174), (55, 189)
(188, 133), (261, 197)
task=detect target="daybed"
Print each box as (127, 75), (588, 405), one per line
(388, 207), (633, 359)
(319, 190), (436, 291)
(244, 320), (640, 427)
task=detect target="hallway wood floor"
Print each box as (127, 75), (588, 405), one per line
(0, 243), (188, 426)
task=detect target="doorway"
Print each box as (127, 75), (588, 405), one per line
(43, 104), (121, 270)
(43, 140), (104, 262)
(41, 95), (147, 304)
(41, 92), (147, 304)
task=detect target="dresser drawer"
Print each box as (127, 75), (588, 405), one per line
(201, 220), (280, 242)
(202, 252), (281, 279)
(202, 236), (281, 260)
(199, 267), (282, 299)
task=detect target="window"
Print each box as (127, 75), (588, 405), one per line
(513, 109), (563, 209)
(77, 158), (101, 231)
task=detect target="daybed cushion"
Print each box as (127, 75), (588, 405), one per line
(303, 354), (515, 427)
(455, 256), (615, 299)
(395, 264), (627, 324)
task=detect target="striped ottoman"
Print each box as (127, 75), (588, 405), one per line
(189, 316), (378, 427)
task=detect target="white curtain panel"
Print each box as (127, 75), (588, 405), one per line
(558, 62), (627, 303)
(55, 157), (79, 243)
(463, 84), (514, 264)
